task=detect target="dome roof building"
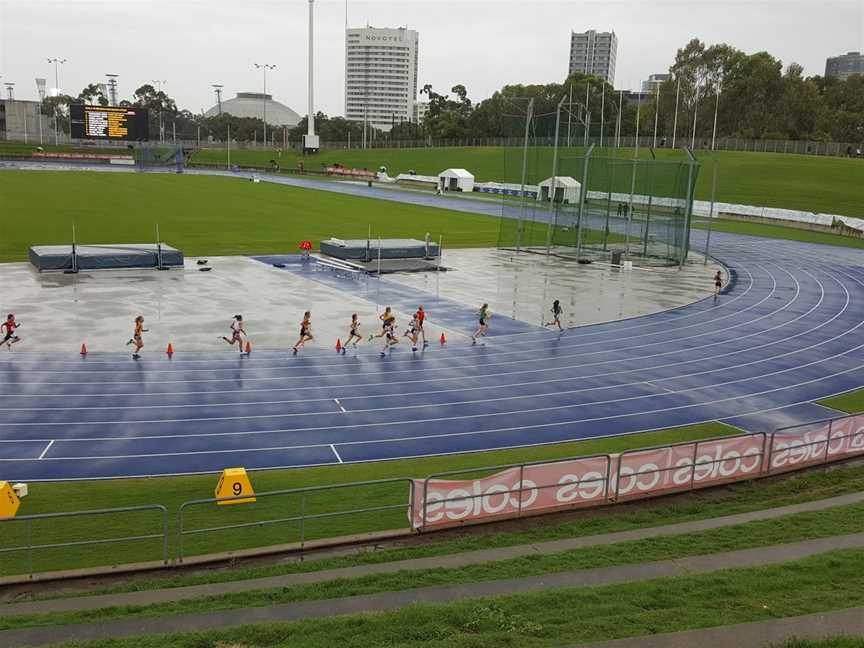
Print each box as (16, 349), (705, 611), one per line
(204, 92), (301, 126)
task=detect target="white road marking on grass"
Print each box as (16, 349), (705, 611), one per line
(334, 398), (347, 413)
(38, 440), (54, 459)
(330, 444), (344, 463)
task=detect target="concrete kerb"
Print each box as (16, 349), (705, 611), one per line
(3, 533), (864, 648)
(5, 490), (864, 617)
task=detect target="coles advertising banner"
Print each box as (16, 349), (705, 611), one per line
(411, 432), (779, 530)
(769, 414), (864, 474)
(410, 421), (864, 530)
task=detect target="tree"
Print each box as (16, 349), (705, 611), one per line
(74, 83), (109, 106)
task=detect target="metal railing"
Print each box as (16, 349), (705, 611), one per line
(0, 504), (168, 579)
(176, 478), (414, 562)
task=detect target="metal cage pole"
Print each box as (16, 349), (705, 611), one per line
(704, 159), (718, 264)
(624, 158), (637, 258)
(516, 99), (534, 254)
(546, 95), (567, 256)
(679, 160), (695, 268)
(575, 144), (594, 258)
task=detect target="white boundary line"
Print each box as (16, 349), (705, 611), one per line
(330, 444), (344, 464)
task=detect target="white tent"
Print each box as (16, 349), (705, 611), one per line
(437, 168), (475, 193)
(538, 176), (581, 204)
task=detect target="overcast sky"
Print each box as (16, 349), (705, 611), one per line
(1, 0), (861, 115)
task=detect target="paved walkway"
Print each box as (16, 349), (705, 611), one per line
(8, 490), (864, 616)
(2, 494), (863, 647)
(570, 607), (864, 647)
(4, 534), (863, 647)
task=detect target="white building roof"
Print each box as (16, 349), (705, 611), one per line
(204, 92), (301, 127)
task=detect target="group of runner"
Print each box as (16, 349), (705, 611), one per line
(215, 302), (499, 359)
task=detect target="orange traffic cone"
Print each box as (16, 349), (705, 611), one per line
(336, 338), (342, 352)
(166, 343), (174, 357)
(440, 332), (446, 345)
(245, 341), (252, 354)
(80, 343), (87, 356)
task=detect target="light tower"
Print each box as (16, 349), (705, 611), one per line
(105, 73), (119, 105)
(212, 84), (224, 115)
(253, 63), (276, 145)
(302, 0), (319, 154)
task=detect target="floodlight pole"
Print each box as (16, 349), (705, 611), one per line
(615, 90), (623, 149)
(254, 63), (277, 146)
(227, 123), (231, 169)
(546, 95), (567, 257)
(47, 58), (67, 144)
(516, 98), (534, 254)
(635, 95), (641, 154)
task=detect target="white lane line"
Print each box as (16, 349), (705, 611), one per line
(645, 381), (675, 394)
(330, 444), (344, 463)
(38, 440), (55, 460)
(334, 398), (347, 413)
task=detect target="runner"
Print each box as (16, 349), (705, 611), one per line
(343, 313), (363, 353)
(545, 299), (563, 331)
(403, 314), (420, 352)
(126, 315), (147, 359)
(714, 270), (723, 299)
(380, 326), (399, 357)
(415, 305), (428, 347)
(471, 303), (490, 346)
(1, 313), (21, 350)
(369, 306), (396, 341)
(221, 315), (248, 355)
(292, 311), (314, 355)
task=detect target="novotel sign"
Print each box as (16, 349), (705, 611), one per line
(363, 34), (406, 42)
(409, 416), (864, 530)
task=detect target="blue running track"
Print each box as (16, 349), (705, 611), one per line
(1, 166), (862, 480)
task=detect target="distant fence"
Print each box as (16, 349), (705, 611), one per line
(2, 132), (862, 159)
(1, 413), (863, 579)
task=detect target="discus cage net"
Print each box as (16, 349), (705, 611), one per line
(495, 100), (700, 267)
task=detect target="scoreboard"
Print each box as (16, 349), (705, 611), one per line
(70, 105), (149, 141)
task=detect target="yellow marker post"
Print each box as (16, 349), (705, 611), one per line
(0, 481), (21, 518)
(215, 468), (256, 505)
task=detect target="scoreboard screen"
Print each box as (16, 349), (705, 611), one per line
(70, 105), (149, 141)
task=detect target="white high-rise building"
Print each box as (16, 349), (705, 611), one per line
(345, 26), (419, 131)
(569, 29), (617, 85)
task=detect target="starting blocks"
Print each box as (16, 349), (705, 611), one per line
(215, 467), (256, 505)
(0, 481), (21, 519)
